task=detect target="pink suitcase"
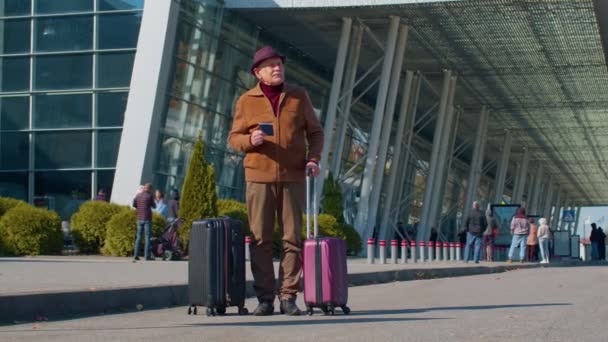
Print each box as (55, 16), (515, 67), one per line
(302, 170), (350, 315)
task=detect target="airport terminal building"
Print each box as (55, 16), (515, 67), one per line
(1, 0), (607, 245)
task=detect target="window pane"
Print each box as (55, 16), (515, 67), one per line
(97, 52), (134, 88)
(97, 170), (115, 199)
(0, 172), (28, 201)
(0, 132), (28, 170)
(34, 54), (92, 90)
(97, 129), (121, 167)
(34, 93), (91, 129)
(1, 57), (29, 92)
(0, 96), (29, 130)
(35, 16), (93, 52)
(99, 0), (143, 11)
(35, 131), (91, 169)
(0, 19), (30, 54)
(97, 92), (127, 127)
(98, 13), (142, 49)
(0, 0), (30, 16)
(35, 171), (91, 220)
(35, 0), (93, 14)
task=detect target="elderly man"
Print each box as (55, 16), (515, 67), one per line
(463, 201), (487, 263)
(228, 46), (324, 316)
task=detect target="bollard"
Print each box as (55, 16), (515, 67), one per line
(419, 241), (426, 263)
(410, 240), (417, 263)
(428, 241), (435, 262)
(435, 242), (442, 262)
(456, 242), (462, 261)
(443, 242), (449, 262)
(391, 240), (398, 264)
(448, 242), (454, 261)
(401, 240), (408, 264)
(367, 238), (375, 264)
(245, 236), (251, 261)
(379, 240), (387, 264)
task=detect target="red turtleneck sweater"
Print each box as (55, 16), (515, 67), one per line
(260, 82), (283, 116)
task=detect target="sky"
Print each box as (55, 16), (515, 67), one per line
(576, 206), (608, 239)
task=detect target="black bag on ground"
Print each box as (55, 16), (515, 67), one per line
(187, 218), (248, 316)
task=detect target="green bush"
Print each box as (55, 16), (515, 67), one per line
(70, 200), (125, 253)
(341, 223), (362, 255)
(0, 197), (28, 218)
(321, 172), (345, 223)
(0, 204), (62, 255)
(101, 210), (166, 257)
(179, 131), (218, 251)
(217, 199), (250, 236)
(272, 213), (346, 257)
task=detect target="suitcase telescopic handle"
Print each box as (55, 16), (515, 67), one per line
(305, 168), (318, 239)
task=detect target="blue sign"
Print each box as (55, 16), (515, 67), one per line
(562, 210), (576, 223)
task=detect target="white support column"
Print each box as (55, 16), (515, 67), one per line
(462, 106), (489, 223)
(529, 164), (544, 215)
(317, 17), (352, 201)
(379, 70), (415, 241)
(573, 205), (582, 235)
(493, 130), (512, 203)
(355, 16), (400, 241)
(512, 148), (530, 204)
(112, 0), (180, 204)
(416, 70), (452, 242)
(369, 24), (409, 241)
(427, 76), (458, 239)
(332, 24), (363, 176)
(542, 179), (554, 218)
(551, 188), (562, 229)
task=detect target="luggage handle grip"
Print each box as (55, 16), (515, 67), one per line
(305, 167), (318, 239)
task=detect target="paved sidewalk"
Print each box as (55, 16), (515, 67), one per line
(0, 255), (586, 323)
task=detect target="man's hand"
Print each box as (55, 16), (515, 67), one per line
(250, 130), (265, 146)
(306, 161), (320, 177)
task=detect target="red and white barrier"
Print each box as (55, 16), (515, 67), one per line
(401, 240), (408, 264)
(410, 240), (417, 263)
(391, 240), (398, 264)
(419, 241), (426, 262)
(379, 240), (387, 264)
(367, 238), (375, 264)
(245, 236), (251, 261)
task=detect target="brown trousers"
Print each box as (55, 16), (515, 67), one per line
(246, 181), (304, 301)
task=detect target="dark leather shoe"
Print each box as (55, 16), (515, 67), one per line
(253, 301), (274, 316)
(279, 299), (302, 316)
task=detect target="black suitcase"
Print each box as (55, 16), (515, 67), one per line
(187, 218), (249, 316)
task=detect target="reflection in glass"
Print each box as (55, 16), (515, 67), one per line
(1, 57), (29, 92)
(99, 0), (144, 11)
(98, 13), (142, 49)
(97, 130), (121, 167)
(34, 93), (91, 128)
(97, 170), (115, 199)
(0, 172), (28, 200)
(0, 19), (30, 54)
(97, 92), (127, 127)
(35, 16), (93, 52)
(0, 132), (28, 170)
(97, 52), (135, 88)
(35, 171), (91, 220)
(35, 0), (93, 14)
(0, 96), (29, 130)
(35, 54), (92, 90)
(35, 131), (91, 169)
(0, 0), (30, 16)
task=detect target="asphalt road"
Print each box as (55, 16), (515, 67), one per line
(1, 265), (606, 342)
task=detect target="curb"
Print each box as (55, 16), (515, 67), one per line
(0, 261), (585, 323)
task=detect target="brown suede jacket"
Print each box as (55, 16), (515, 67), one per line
(228, 82), (324, 183)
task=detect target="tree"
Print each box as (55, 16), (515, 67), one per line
(178, 131), (218, 250)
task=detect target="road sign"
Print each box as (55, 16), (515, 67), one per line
(562, 210), (576, 223)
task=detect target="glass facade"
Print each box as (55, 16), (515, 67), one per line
(0, 0), (143, 219)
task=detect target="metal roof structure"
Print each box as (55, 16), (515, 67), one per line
(229, 0), (608, 205)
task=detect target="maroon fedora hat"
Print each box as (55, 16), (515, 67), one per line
(251, 46), (285, 75)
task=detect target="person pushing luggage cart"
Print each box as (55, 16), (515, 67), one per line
(228, 46), (324, 316)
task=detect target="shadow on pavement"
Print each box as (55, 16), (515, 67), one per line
(186, 316), (448, 327)
(352, 303), (571, 316)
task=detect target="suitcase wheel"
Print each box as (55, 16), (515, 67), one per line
(328, 305), (335, 316)
(187, 306), (197, 315)
(341, 306), (351, 315)
(206, 308), (215, 316)
(216, 307), (226, 316)
(238, 307), (249, 315)
(306, 306), (313, 316)
(162, 250), (173, 261)
(321, 305), (329, 315)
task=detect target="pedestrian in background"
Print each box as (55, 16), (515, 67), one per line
(463, 201), (487, 264)
(537, 218), (551, 264)
(153, 190), (168, 219)
(167, 189), (180, 223)
(527, 217), (539, 262)
(508, 207), (529, 263)
(132, 183), (156, 261)
(483, 208), (497, 262)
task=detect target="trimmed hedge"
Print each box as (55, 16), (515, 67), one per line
(0, 204), (62, 255)
(0, 197), (28, 218)
(341, 223), (362, 255)
(101, 209), (166, 257)
(70, 200), (126, 253)
(217, 199), (250, 236)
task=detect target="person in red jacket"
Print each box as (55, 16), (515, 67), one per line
(228, 46), (324, 316)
